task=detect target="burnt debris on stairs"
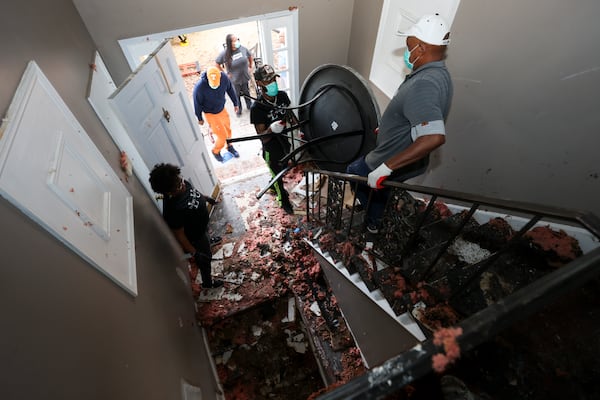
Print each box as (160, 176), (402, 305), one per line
(184, 165), (600, 400)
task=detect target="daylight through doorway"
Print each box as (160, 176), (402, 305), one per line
(170, 21), (268, 183)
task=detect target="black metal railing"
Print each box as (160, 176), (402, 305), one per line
(303, 168), (600, 400)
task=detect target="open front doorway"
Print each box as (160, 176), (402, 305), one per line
(117, 10), (298, 184)
(170, 21), (265, 184)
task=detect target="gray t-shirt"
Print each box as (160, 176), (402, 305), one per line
(365, 61), (453, 179)
(216, 46), (252, 85)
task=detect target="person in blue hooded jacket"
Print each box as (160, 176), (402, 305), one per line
(193, 66), (240, 162)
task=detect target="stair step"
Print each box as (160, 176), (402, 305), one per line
(372, 289), (385, 301)
(305, 238), (425, 343)
(395, 312), (426, 341)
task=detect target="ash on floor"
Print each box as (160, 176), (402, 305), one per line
(188, 167), (364, 398)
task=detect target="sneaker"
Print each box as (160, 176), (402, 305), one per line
(213, 152), (224, 162)
(227, 145), (240, 158)
(203, 279), (224, 289)
(366, 224), (379, 234)
(210, 236), (222, 245)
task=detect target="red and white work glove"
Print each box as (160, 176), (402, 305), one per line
(367, 163), (393, 189)
(270, 120), (285, 133)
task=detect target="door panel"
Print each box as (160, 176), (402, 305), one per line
(87, 52), (156, 202)
(109, 40), (216, 196)
(258, 12), (299, 102)
(0, 61), (137, 295)
(147, 123), (181, 166)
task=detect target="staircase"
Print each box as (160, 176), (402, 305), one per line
(301, 169), (600, 399)
(306, 236), (425, 368)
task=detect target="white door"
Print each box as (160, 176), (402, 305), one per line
(370, 0), (461, 99)
(87, 51), (156, 202)
(0, 61), (137, 295)
(109, 40), (217, 196)
(258, 12), (299, 103)
(118, 36), (162, 72)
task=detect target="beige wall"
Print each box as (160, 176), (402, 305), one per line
(2, 0), (600, 398)
(0, 1), (220, 399)
(348, 0), (600, 216)
(347, 0), (391, 108)
(424, 0), (600, 216)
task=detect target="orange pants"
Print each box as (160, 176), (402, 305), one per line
(204, 108), (232, 155)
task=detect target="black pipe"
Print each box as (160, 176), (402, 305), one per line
(242, 84), (334, 111)
(311, 170), (592, 226)
(225, 121), (308, 144)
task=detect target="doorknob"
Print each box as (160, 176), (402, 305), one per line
(162, 107), (171, 122)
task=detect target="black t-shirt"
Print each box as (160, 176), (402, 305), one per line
(250, 92), (291, 152)
(163, 180), (209, 242)
(250, 92), (291, 127)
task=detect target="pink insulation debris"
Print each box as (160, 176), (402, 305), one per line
(525, 226), (583, 266)
(432, 326), (463, 373)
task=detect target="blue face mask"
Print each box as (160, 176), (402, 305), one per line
(403, 44), (420, 70)
(235, 40), (241, 49)
(265, 81), (279, 97)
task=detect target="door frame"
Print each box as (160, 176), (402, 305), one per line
(118, 10), (299, 101)
(257, 13), (299, 103)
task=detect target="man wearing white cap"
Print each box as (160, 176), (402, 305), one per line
(347, 13), (453, 233)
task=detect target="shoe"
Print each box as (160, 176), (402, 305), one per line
(282, 201), (294, 215)
(210, 236), (222, 245)
(353, 201), (364, 212)
(213, 152), (224, 162)
(203, 279), (224, 289)
(366, 224), (379, 234)
(227, 145), (240, 158)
